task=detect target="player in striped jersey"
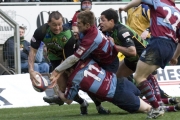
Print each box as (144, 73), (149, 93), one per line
(57, 58), (153, 115)
(119, 0), (180, 118)
(49, 10), (119, 114)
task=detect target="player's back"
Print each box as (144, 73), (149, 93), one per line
(143, 0), (180, 42)
(127, 4), (150, 37)
(69, 59), (117, 101)
(75, 25), (118, 65)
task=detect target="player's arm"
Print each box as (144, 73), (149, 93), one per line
(170, 29), (180, 65)
(55, 55), (79, 72)
(115, 30), (136, 56)
(119, 0), (141, 12)
(170, 43), (180, 65)
(49, 55), (79, 88)
(115, 43), (136, 57)
(28, 46), (40, 85)
(28, 47), (37, 73)
(28, 24), (47, 84)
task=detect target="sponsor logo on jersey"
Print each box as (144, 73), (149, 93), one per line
(122, 32), (130, 38)
(126, 38), (131, 43)
(62, 36), (67, 42)
(79, 46), (85, 50)
(31, 37), (36, 42)
(76, 48), (83, 55)
(52, 37), (57, 42)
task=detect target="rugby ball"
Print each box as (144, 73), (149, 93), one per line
(32, 74), (48, 92)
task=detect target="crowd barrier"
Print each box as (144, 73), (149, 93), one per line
(0, 65), (180, 108)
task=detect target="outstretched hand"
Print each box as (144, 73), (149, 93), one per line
(119, 6), (127, 12)
(29, 70), (41, 86)
(48, 70), (62, 88)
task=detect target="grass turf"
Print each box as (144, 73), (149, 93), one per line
(0, 102), (180, 120)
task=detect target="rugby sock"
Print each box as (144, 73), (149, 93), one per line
(137, 80), (159, 108)
(161, 98), (169, 104)
(74, 94), (84, 104)
(88, 93), (101, 106)
(147, 74), (162, 102)
(163, 106), (177, 112)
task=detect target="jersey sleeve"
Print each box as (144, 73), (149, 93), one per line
(142, 4), (150, 21)
(30, 24), (48, 50)
(117, 29), (135, 47)
(71, 11), (79, 27)
(74, 35), (97, 60)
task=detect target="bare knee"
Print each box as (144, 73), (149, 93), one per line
(138, 98), (152, 113)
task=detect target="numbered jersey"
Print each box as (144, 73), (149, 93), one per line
(65, 59), (117, 101)
(142, 0), (180, 42)
(74, 25), (118, 66)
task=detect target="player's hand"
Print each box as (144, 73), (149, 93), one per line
(72, 30), (79, 40)
(169, 58), (178, 65)
(141, 30), (149, 40)
(48, 70), (61, 88)
(119, 6), (127, 12)
(29, 70), (41, 86)
(107, 36), (115, 44)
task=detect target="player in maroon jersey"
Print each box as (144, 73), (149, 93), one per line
(49, 10), (119, 115)
(119, 0), (180, 118)
(57, 58), (153, 115)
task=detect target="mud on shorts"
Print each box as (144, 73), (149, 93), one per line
(139, 37), (177, 69)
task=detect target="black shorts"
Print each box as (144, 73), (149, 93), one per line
(124, 58), (138, 72)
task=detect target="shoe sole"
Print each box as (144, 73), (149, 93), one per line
(153, 112), (164, 119)
(43, 98), (53, 104)
(43, 97), (64, 106)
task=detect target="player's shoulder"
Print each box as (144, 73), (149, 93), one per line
(34, 23), (49, 36)
(115, 23), (133, 35)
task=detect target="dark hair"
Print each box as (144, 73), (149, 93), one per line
(77, 10), (95, 26)
(48, 11), (63, 23)
(101, 8), (118, 24)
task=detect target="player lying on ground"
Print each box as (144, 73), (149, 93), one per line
(49, 58), (156, 118)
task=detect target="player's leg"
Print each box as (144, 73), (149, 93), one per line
(151, 71), (171, 98)
(87, 93), (111, 114)
(161, 97), (180, 105)
(134, 61), (162, 103)
(116, 60), (134, 78)
(112, 77), (152, 114)
(138, 98), (152, 113)
(134, 60), (164, 118)
(93, 56), (118, 114)
(143, 98), (180, 112)
(147, 74), (163, 106)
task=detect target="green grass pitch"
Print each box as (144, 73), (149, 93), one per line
(0, 102), (180, 120)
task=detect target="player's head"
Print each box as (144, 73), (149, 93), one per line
(100, 8), (118, 32)
(48, 11), (63, 35)
(77, 10), (95, 33)
(81, 0), (92, 11)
